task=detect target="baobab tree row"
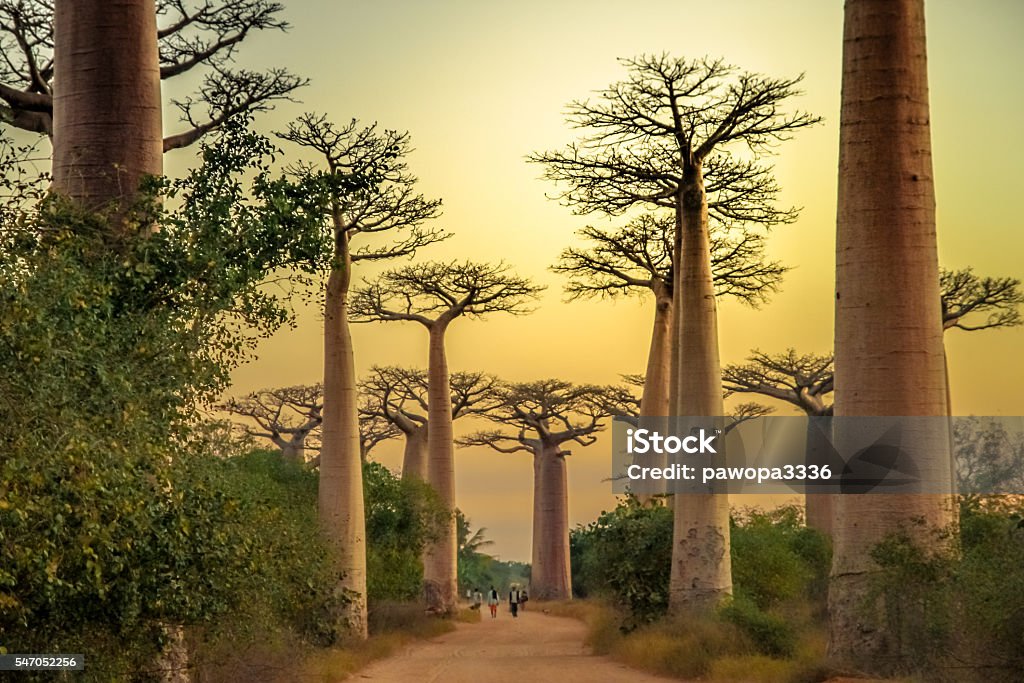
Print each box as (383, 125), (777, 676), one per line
(22, 0), (1003, 674)
(224, 372), (639, 604)
(533, 0), (1008, 673)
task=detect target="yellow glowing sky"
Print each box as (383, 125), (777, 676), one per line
(159, 0), (1024, 561)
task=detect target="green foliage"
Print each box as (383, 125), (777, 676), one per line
(0, 118), (354, 679)
(570, 498), (828, 667)
(730, 505), (831, 610)
(188, 450), (348, 650)
(719, 595), (796, 658)
(452, 509), (529, 594)
(870, 497), (1024, 681)
(364, 462), (447, 602)
(570, 495), (674, 625)
(456, 509), (495, 592)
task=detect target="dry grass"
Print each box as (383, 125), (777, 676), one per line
(195, 601), (461, 682)
(454, 605), (483, 623)
(533, 599), (921, 683)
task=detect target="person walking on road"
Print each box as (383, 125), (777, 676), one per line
(487, 586), (499, 618)
(509, 586), (521, 618)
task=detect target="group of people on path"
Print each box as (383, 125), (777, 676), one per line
(470, 585), (528, 618)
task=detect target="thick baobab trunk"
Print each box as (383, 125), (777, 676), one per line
(401, 424), (429, 481)
(641, 283), (673, 417)
(52, 0), (162, 219)
(281, 438), (306, 466)
(668, 170), (731, 615)
(320, 232), (368, 639)
(423, 321), (458, 615)
(637, 284), (672, 505)
(829, 0), (954, 669)
(530, 448), (545, 596)
(804, 416), (833, 536)
(531, 443), (571, 600)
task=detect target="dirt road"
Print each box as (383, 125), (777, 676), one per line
(356, 609), (672, 683)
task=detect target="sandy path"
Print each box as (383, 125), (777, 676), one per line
(356, 609), (673, 683)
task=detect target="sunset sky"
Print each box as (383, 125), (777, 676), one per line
(158, 0), (1024, 561)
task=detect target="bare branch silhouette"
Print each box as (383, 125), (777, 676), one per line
(0, 0), (306, 149)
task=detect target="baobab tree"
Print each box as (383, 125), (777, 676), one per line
(722, 350), (835, 533)
(459, 380), (628, 600)
(220, 384), (324, 464)
(724, 267), (1023, 536)
(555, 212), (786, 418)
(277, 115), (444, 639)
(618, 373), (772, 501)
(830, 0), (953, 668)
(1, 0), (304, 148)
(532, 54), (819, 614)
(359, 365), (500, 481)
(350, 260), (542, 615)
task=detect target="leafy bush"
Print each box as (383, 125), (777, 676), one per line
(0, 119), (349, 679)
(731, 505), (831, 610)
(571, 499), (828, 631)
(719, 595), (796, 657)
(364, 462), (447, 601)
(870, 497), (1024, 681)
(570, 495), (673, 625)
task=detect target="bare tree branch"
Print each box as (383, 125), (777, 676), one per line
(0, 0), (303, 148)
(350, 261), (544, 327)
(276, 113), (447, 263)
(529, 53), (819, 224)
(459, 379), (629, 454)
(554, 212), (787, 306)
(359, 365), (501, 432)
(219, 383), (323, 453)
(940, 267), (1023, 332)
(722, 349), (834, 416)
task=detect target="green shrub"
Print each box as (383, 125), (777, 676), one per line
(571, 499), (829, 631)
(364, 462), (447, 601)
(870, 497), (1024, 681)
(719, 595), (797, 658)
(0, 119), (349, 680)
(570, 495), (674, 625)
(730, 506), (831, 610)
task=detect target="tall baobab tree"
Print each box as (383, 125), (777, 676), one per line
(220, 384), (324, 464)
(1, 0), (304, 149)
(277, 114), (444, 639)
(555, 213), (786, 419)
(350, 261), (542, 615)
(459, 380), (627, 600)
(830, 0), (953, 668)
(359, 365), (500, 481)
(532, 54), (819, 615)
